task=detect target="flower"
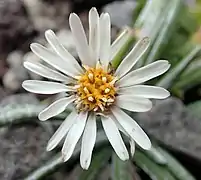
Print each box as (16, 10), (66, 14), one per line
(22, 7), (170, 170)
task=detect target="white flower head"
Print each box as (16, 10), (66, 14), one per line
(22, 7), (170, 170)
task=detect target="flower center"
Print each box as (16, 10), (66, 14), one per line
(75, 66), (117, 112)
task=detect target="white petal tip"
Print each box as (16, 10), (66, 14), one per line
(90, 7), (97, 12)
(81, 161), (90, 170)
(46, 145), (53, 152)
(162, 60), (171, 69)
(69, 13), (77, 19)
(62, 154), (70, 162)
(30, 43), (37, 49)
(118, 151), (129, 161)
(22, 81), (28, 91)
(30, 43), (40, 53)
(142, 141), (152, 150)
(38, 114), (47, 121)
(162, 90), (170, 99)
(45, 29), (54, 35)
(120, 154), (129, 161)
(45, 29), (56, 39)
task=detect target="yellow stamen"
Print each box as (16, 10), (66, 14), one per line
(99, 104), (104, 111)
(88, 96), (94, 102)
(102, 77), (107, 83)
(88, 73), (94, 81)
(107, 98), (114, 103)
(104, 88), (110, 93)
(102, 97), (107, 102)
(76, 66), (117, 112)
(84, 87), (89, 94)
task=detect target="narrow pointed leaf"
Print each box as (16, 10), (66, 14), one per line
(157, 147), (195, 180)
(0, 104), (45, 126)
(134, 150), (176, 180)
(79, 148), (111, 180)
(145, 0), (182, 64)
(157, 46), (201, 89)
(143, 146), (167, 165)
(111, 153), (132, 180)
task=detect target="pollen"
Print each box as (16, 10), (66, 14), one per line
(75, 66), (117, 112)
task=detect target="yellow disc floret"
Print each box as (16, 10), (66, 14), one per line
(75, 66), (117, 112)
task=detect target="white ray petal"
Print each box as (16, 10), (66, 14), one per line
(38, 96), (76, 121)
(22, 80), (73, 94)
(80, 113), (96, 170)
(89, 7), (100, 64)
(118, 85), (170, 99)
(99, 13), (111, 69)
(30, 43), (80, 77)
(24, 61), (73, 83)
(116, 95), (152, 112)
(45, 30), (84, 74)
(111, 114), (136, 157)
(101, 115), (129, 160)
(115, 37), (150, 78)
(110, 28), (130, 61)
(117, 60), (170, 87)
(46, 110), (78, 151)
(62, 112), (88, 162)
(69, 13), (93, 66)
(111, 106), (151, 150)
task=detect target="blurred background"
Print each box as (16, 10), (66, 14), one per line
(1, 0), (201, 179)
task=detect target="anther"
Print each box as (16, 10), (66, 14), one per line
(102, 97), (107, 102)
(98, 104), (104, 111)
(107, 98), (114, 103)
(102, 77), (107, 83)
(88, 73), (94, 81)
(88, 96), (94, 102)
(104, 88), (110, 93)
(84, 87), (89, 94)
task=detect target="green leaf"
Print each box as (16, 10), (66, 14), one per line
(145, 0), (182, 64)
(111, 35), (135, 69)
(111, 153), (132, 180)
(79, 148), (111, 180)
(157, 45), (201, 89)
(134, 0), (170, 68)
(143, 146), (167, 165)
(157, 147), (196, 180)
(0, 104), (45, 127)
(24, 131), (109, 180)
(0, 103), (71, 127)
(173, 68), (201, 90)
(24, 154), (63, 180)
(134, 0), (169, 30)
(134, 150), (176, 180)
